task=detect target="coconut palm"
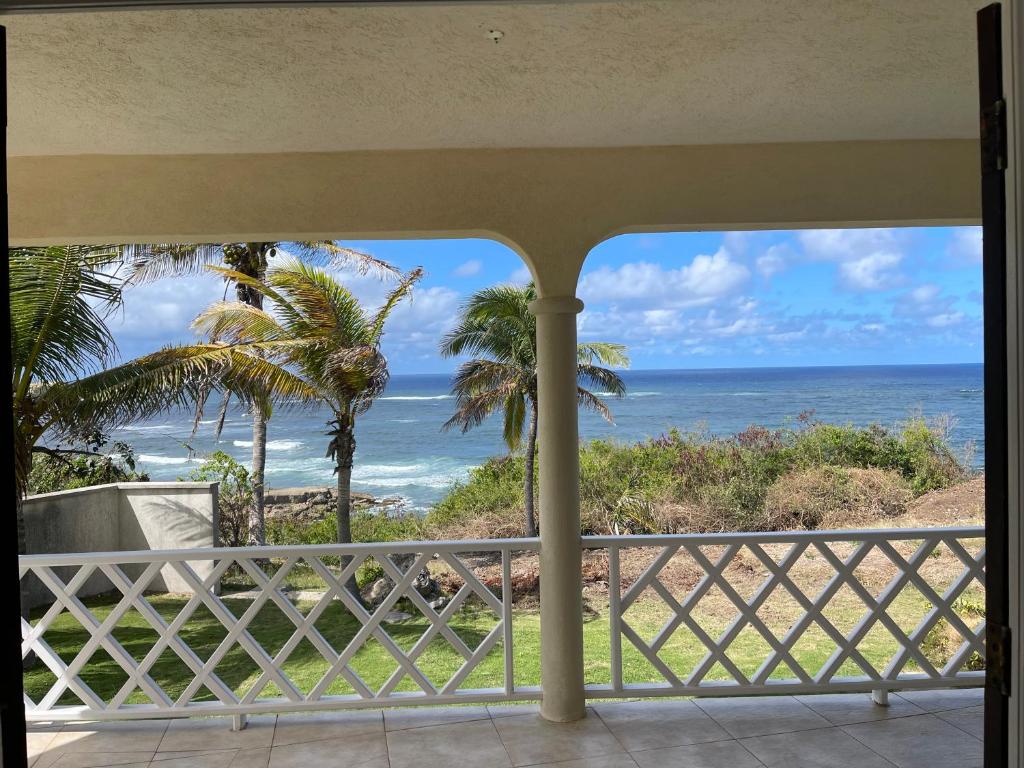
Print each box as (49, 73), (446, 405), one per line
(193, 260), (422, 546)
(10, 245), (314, 556)
(439, 283), (628, 536)
(126, 241), (400, 545)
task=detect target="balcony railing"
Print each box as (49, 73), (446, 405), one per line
(583, 527), (985, 698)
(20, 527), (984, 723)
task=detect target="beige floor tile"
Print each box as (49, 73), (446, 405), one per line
(269, 732), (388, 768)
(272, 709), (382, 746)
(387, 718), (511, 768)
(488, 702), (542, 719)
(27, 730), (60, 763)
(384, 705), (490, 731)
(693, 696), (830, 738)
(630, 739), (763, 768)
(894, 688), (984, 713)
(843, 713), (983, 768)
(149, 753), (237, 768)
(740, 725), (893, 767)
(158, 717), (275, 752)
(796, 692), (926, 725)
(593, 700), (730, 751)
(152, 751), (235, 760)
(532, 756), (640, 768)
(934, 705), (983, 739)
(48, 721), (170, 753)
(230, 747), (272, 768)
(493, 712), (624, 767)
(50, 753), (155, 767)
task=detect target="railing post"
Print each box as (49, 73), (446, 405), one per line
(530, 295), (586, 723)
(871, 689), (890, 707)
(231, 714), (248, 731)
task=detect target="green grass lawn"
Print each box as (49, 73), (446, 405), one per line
(24, 584), (984, 707)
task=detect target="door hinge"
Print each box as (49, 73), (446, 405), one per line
(987, 622), (1012, 696)
(981, 97), (1008, 173)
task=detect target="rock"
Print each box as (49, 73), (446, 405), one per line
(383, 610), (412, 622)
(428, 596), (449, 611)
(362, 577), (392, 608)
(263, 486), (379, 508)
(359, 558), (444, 609)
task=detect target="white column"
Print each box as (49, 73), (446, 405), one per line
(530, 295), (586, 723)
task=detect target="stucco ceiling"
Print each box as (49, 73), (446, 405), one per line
(4, 0), (980, 156)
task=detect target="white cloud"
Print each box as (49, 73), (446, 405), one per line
(838, 251), (905, 291)
(799, 228), (906, 292)
(893, 282), (968, 330)
(113, 274), (225, 348)
(578, 249), (750, 308)
(507, 265), (533, 284)
(946, 227), (983, 265)
(452, 259), (483, 277)
(756, 245), (790, 278)
(926, 312), (965, 328)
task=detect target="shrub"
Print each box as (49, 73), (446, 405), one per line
(267, 507), (423, 546)
(429, 413), (972, 538)
(186, 451), (254, 548)
(763, 466), (913, 530)
(28, 437), (148, 495)
(426, 456), (526, 533)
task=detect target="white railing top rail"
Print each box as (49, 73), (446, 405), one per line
(19, 537), (541, 566)
(582, 526), (984, 548)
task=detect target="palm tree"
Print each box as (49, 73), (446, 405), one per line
(11, 245), (315, 555)
(193, 260), (422, 546)
(439, 283), (628, 536)
(126, 241), (400, 545)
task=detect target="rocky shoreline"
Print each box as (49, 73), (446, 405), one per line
(264, 485), (405, 523)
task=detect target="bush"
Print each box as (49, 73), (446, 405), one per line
(763, 466), (913, 530)
(28, 438), (148, 495)
(430, 414), (973, 538)
(267, 507), (424, 546)
(185, 452), (254, 548)
(426, 456), (526, 534)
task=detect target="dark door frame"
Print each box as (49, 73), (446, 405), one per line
(978, 4), (1013, 768)
(0, 23), (31, 768)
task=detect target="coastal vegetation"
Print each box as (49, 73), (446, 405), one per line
(440, 283), (628, 536)
(127, 241), (402, 546)
(427, 413), (971, 539)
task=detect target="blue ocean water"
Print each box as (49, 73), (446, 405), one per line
(112, 364), (984, 511)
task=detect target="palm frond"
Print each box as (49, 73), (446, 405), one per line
(577, 363), (627, 398)
(577, 387), (616, 424)
(578, 342), (630, 369)
(11, 246), (124, 397)
(292, 241), (403, 280)
(370, 268), (424, 342)
(502, 391), (527, 451)
(123, 243), (224, 284)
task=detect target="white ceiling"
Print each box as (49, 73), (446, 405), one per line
(4, 0), (981, 156)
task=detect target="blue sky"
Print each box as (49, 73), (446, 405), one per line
(110, 226), (983, 374)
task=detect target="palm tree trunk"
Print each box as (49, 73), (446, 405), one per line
(335, 426), (356, 544)
(250, 404), (267, 546)
(524, 399), (539, 537)
(333, 420), (360, 600)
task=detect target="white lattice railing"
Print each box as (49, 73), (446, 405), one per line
(583, 527), (985, 698)
(22, 528), (985, 722)
(20, 540), (539, 721)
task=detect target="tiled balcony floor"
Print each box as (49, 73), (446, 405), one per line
(26, 688), (983, 768)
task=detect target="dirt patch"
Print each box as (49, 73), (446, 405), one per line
(898, 475), (984, 527)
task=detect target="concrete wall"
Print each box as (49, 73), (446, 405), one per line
(22, 482), (219, 608)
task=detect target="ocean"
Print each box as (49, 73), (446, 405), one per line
(112, 363), (984, 511)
